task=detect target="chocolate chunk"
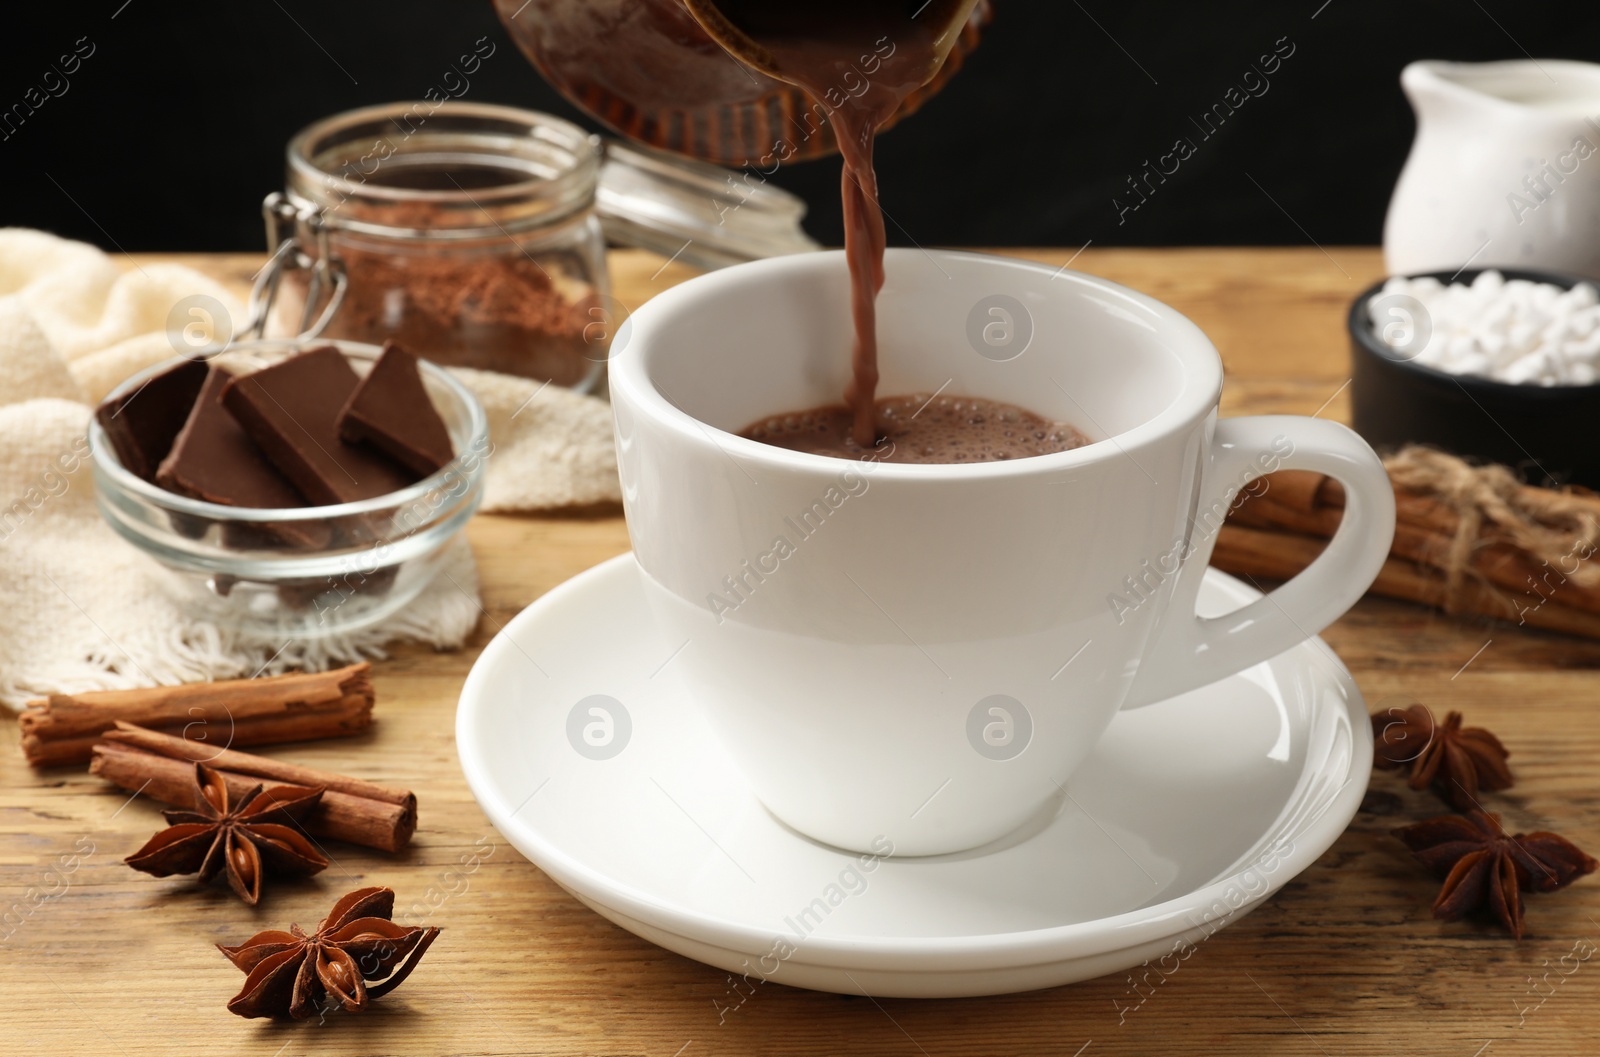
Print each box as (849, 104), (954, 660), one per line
(337, 342), (454, 477)
(95, 357), (208, 480)
(158, 366), (307, 509)
(221, 346), (416, 506)
(157, 366), (330, 549)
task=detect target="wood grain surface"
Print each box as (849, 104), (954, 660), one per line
(3, 247), (1598, 1056)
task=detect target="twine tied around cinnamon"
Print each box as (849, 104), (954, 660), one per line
(1384, 446), (1600, 614)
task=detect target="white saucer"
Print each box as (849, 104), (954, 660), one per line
(456, 554), (1371, 998)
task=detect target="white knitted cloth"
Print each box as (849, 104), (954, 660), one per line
(0, 229), (620, 708)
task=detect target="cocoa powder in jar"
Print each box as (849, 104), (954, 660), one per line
(279, 103), (611, 389)
(292, 200), (603, 386)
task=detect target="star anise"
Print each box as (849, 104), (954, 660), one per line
(124, 762), (328, 904)
(1394, 809), (1597, 938)
(1371, 704), (1513, 809)
(218, 886), (441, 1019)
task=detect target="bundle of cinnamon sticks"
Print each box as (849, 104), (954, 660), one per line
(17, 662), (416, 853)
(1215, 447), (1600, 639)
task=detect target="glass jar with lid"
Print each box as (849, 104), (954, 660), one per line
(268, 102), (610, 390)
(261, 101), (819, 392)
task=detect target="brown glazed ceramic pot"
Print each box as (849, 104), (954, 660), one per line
(493, 0), (991, 166)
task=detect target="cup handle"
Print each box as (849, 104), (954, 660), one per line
(1121, 415), (1395, 709)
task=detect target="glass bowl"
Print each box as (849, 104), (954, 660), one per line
(91, 339), (488, 637)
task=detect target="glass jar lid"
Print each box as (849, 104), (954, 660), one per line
(284, 101), (817, 267)
(597, 139), (819, 269)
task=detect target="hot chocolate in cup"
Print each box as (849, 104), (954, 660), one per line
(610, 249), (1395, 856)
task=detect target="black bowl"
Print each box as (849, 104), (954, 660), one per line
(1348, 267), (1600, 489)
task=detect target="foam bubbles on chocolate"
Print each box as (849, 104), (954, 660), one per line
(739, 393), (1090, 465)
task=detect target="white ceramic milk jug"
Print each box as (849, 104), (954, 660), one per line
(1385, 59), (1600, 280)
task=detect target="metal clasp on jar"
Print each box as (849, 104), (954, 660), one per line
(246, 193), (350, 341)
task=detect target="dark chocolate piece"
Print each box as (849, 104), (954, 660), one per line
(157, 366), (330, 549)
(337, 342), (454, 477)
(95, 357), (208, 481)
(158, 366), (307, 510)
(221, 346), (416, 506)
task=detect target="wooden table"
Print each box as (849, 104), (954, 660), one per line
(5, 247), (1599, 1056)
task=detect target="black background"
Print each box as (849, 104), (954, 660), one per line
(2, 1), (1595, 253)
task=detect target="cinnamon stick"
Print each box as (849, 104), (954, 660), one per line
(1230, 471), (1600, 617)
(1213, 524), (1600, 640)
(1236, 477), (1478, 542)
(1233, 495), (1599, 613)
(20, 663), (374, 767)
(89, 723), (415, 852)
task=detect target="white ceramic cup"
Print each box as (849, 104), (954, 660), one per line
(611, 249), (1394, 856)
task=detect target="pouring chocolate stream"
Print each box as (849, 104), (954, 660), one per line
(685, 0), (981, 447)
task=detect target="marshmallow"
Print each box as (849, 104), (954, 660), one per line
(1371, 270), (1600, 386)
